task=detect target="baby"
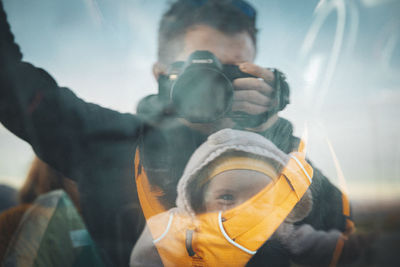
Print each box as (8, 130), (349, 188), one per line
(130, 129), (352, 267)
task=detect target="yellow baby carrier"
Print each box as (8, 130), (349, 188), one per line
(134, 140), (314, 267)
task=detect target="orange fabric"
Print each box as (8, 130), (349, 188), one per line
(139, 154), (314, 267)
(134, 149), (166, 220)
(329, 235), (346, 267)
(341, 193), (350, 217)
(341, 193), (355, 234)
(345, 219), (355, 235)
(327, 164), (355, 267)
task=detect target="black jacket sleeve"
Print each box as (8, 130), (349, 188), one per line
(0, 0), (142, 181)
(0, 2), (145, 266)
(300, 165), (352, 232)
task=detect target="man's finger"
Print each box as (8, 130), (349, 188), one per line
(233, 90), (272, 107)
(238, 62), (274, 84)
(231, 101), (269, 115)
(233, 78), (274, 96)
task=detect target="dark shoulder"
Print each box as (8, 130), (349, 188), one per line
(259, 117), (299, 153)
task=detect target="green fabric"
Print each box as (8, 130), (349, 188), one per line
(3, 190), (104, 267)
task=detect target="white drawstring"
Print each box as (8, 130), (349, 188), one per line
(218, 212), (257, 255)
(289, 154), (313, 184)
(153, 212), (174, 244)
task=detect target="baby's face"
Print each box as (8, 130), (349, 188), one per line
(203, 169), (273, 213)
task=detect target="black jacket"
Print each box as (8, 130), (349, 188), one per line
(0, 2), (349, 266)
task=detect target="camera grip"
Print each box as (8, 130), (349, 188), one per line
(228, 67), (291, 128)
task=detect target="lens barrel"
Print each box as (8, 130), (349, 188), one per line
(160, 51), (259, 124)
(171, 51), (234, 123)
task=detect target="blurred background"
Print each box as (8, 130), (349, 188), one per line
(1, 0), (399, 263)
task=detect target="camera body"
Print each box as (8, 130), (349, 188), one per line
(158, 51), (254, 123)
(156, 50), (289, 126)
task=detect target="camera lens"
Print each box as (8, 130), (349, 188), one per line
(171, 67), (233, 123)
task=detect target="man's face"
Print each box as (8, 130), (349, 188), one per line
(176, 25), (256, 65)
(153, 25), (257, 134)
(153, 24), (256, 75)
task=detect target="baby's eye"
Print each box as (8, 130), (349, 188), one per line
(218, 194), (234, 201)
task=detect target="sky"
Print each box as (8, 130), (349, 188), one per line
(1, 0), (399, 203)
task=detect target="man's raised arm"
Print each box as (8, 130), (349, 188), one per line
(0, 2), (147, 266)
(0, 1), (143, 180)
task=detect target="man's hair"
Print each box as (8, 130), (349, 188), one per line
(158, 0), (258, 64)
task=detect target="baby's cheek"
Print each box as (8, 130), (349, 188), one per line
(233, 197), (248, 207)
(205, 200), (219, 213)
(232, 190), (261, 208)
(205, 200), (236, 212)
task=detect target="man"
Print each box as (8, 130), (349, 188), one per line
(0, 0), (351, 266)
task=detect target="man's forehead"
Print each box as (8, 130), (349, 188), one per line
(175, 25), (256, 64)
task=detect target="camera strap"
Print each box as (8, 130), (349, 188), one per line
(232, 68), (290, 129)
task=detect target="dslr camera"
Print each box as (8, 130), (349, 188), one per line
(146, 51), (290, 127)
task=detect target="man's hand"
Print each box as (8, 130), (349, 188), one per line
(180, 63), (286, 134)
(232, 62), (276, 116)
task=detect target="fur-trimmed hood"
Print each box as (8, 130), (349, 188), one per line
(175, 128), (312, 221)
